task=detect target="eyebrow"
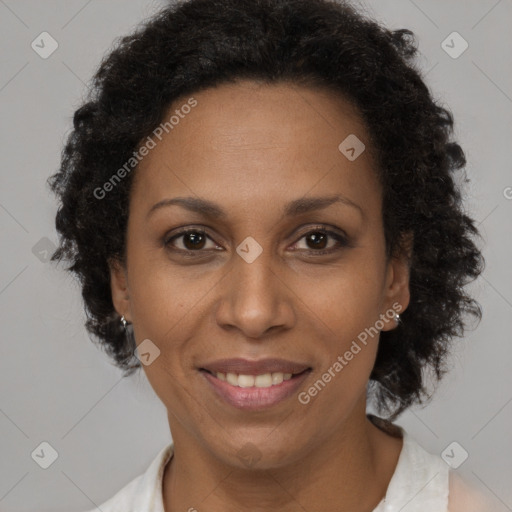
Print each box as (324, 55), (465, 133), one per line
(146, 194), (364, 221)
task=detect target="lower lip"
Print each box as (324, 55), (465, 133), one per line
(200, 369), (311, 411)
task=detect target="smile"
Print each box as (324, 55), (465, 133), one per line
(211, 371), (293, 388)
(199, 368), (311, 410)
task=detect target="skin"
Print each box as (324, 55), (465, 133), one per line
(110, 79), (412, 512)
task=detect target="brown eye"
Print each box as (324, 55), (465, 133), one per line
(293, 227), (349, 255)
(164, 225), (349, 258)
(165, 228), (216, 252)
(182, 231), (206, 250)
(305, 231), (328, 250)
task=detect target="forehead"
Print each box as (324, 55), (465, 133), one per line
(130, 80), (381, 219)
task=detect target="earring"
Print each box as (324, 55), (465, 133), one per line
(395, 313), (401, 325)
(120, 315), (127, 329)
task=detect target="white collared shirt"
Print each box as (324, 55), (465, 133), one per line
(82, 427), (491, 512)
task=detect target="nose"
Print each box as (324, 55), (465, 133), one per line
(215, 247), (296, 339)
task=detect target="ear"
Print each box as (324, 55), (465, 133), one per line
(108, 257), (132, 323)
(380, 231), (413, 332)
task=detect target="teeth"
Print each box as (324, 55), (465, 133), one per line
(272, 373), (283, 385)
(255, 374), (273, 387)
(215, 372), (294, 388)
(238, 374), (255, 388)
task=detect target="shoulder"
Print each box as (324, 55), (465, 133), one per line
(370, 419), (450, 511)
(82, 474), (144, 512)
(81, 443), (174, 512)
(400, 435), (494, 512)
(396, 433), (450, 509)
(379, 426), (495, 512)
(447, 471), (494, 512)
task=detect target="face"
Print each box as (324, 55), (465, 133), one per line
(110, 80), (410, 469)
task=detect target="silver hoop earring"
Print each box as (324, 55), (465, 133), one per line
(120, 315), (127, 329)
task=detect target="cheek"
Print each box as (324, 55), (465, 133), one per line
(302, 298), (380, 416)
(306, 255), (386, 331)
(127, 261), (209, 394)
(128, 253), (196, 337)
(141, 355), (207, 437)
(301, 254), (385, 392)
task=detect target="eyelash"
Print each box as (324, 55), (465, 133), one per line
(163, 225), (350, 257)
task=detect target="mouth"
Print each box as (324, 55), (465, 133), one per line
(198, 359), (312, 410)
(199, 367), (311, 388)
(199, 357), (311, 377)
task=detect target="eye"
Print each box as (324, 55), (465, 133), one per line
(164, 228), (219, 253)
(164, 225), (349, 257)
(292, 226), (349, 255)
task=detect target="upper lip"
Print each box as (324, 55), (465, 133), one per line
(200, 358), (311, 376)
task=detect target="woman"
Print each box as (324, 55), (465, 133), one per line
(47, 0), (491, 510)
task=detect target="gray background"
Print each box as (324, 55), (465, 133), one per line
(0, 0), (511, 510)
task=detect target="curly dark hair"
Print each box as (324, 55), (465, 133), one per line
(47, 0), (484, 420)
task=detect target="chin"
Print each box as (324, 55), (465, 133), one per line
(206, 429), (309, 471)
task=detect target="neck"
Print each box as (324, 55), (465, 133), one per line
(162, 400), (403, 512)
